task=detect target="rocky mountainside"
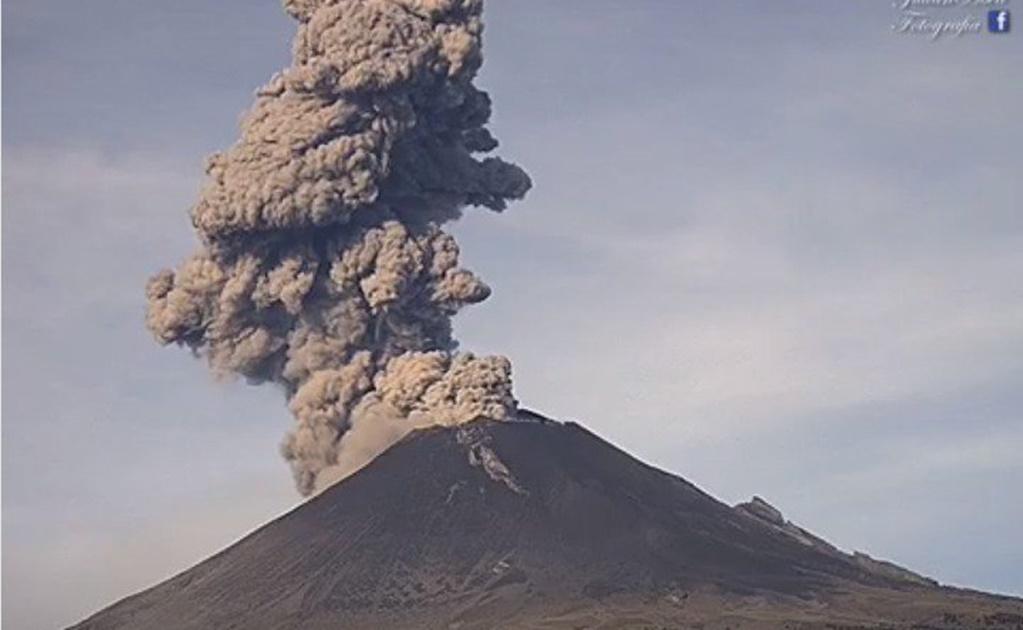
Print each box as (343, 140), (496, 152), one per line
(70, 414), (1023, 629)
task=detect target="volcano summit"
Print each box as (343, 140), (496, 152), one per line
(70, 415), (1023, 630)
(112, 0), (1023, 627)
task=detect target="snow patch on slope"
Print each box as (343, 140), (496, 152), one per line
(456, 424), (528, 496)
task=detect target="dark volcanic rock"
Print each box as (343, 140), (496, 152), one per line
(70, 417), (1023, 630)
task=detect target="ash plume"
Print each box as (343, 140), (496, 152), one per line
(145, 0), (530, 495)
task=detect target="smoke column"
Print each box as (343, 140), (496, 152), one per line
(146, 0), (530, 495)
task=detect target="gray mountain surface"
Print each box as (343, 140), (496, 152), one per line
(70, 415), (1023, 629)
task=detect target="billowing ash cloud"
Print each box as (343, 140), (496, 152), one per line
(146, 0), (530, 495)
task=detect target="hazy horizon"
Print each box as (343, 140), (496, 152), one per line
(4, 2), (1022, 629)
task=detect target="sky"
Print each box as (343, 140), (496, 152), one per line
(3, 1), (1022, 628)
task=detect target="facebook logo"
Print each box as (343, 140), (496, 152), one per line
(988, 10), (1011, 34)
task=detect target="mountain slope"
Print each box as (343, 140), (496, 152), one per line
(70, 416), (1023, 629)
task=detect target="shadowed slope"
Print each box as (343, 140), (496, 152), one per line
(70, 417), (1023, 629)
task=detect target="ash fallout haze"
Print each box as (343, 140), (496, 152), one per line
(144, 0), (532, 495)
(3, 2), (1022, 630)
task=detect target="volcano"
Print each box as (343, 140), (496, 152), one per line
(70, 414), (1023, 629)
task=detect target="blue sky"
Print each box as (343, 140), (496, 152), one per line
(3, 2), (1022, 628)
